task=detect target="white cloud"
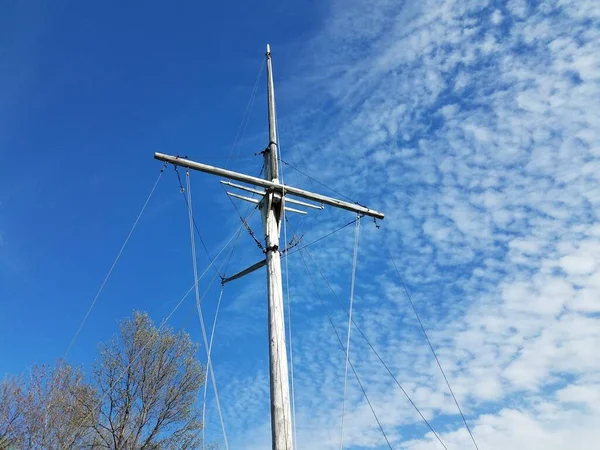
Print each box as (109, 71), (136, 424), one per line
(559, 253), (596, 275)
(209, 0), (600, 448)
(491, 9), (504, 25)
(557, 383), (600, 405)
(508, 0), (530, 19)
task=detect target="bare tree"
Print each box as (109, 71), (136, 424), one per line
(0, 376), (22, 448)
(91, 311), (205, 450)
(0, 364), (97, 450)
(0, 312), (206, 450)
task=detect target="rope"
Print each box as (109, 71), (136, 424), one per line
(186, 171), (229, 450)
(278, 129), (298, 450)
(278, 158), (357, 204)
(63, 163), (166, 360)
(284, 228), (298, 450)
(379, 226), (478, 450)
(224, 58), (265, 170)
(339, 216), (361, 449)
(296, 233), (449, 450)
(200, 225), (243, 450)
(278, 120), (323, 232)
(240, 212), (264, 252)
(298, 249), (392, 450)
(206, 58), (265, 258)
(75, 213), (245, 436)
(202, 286), (225, 450)
(221, 172), (265, 252)
(174, 166), (220, 277)
(285, 219), (358, 256)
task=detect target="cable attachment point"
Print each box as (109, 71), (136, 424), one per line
(173, 166), (185, 193)
(264, 244), (279, 254)
(282, 232), (303, 254)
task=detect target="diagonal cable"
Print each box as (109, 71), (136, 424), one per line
(298, 248), (392, 450)
(201, 286), (225, 450)
(224, 58), (265, 170)
(285, 219), (357, 256)
(297, 234), (449, 450)
(174, 165), (221, 276)
(186, 170), (229, 450)
(278, 158), (356, 203)
(339, 216), (361, 449)
(378, 226), (478, 450)
(76, 213), (246, 435)
(277, 119), (298, 450)
(201, 226), (244, 450)
(64, 163), (166, 360)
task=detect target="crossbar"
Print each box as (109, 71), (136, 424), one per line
(155, 153), (384, 219)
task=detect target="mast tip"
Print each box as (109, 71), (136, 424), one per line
(266, 43), (271, 53)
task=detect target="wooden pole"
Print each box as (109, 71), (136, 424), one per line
(262, 43), (293, 450)
(152, 44), (385, 450)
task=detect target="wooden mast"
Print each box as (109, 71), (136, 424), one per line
(262, 43), (293, 450)
(154, 44), (384, 450)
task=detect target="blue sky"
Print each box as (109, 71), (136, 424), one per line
(2, 0), (600, 449)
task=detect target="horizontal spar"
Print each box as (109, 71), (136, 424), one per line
(155, 153), (384, 219)
(225, 192), (307, 214)
(220, 181), (324, 210)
